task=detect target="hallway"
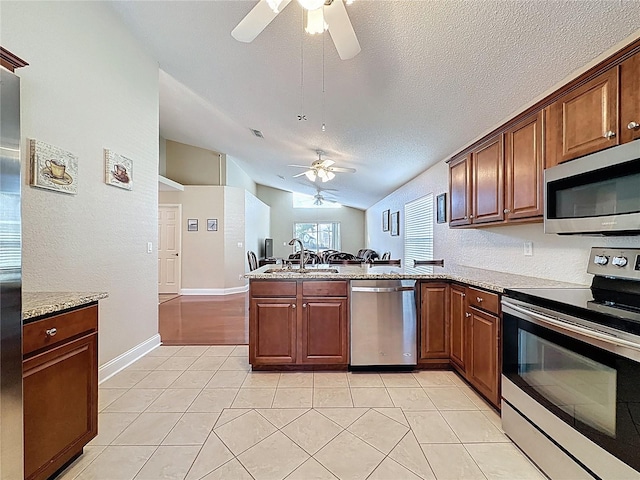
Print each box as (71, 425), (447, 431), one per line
(159, 293), (249, 345)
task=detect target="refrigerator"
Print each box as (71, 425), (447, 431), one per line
(0, 66), (23, 479)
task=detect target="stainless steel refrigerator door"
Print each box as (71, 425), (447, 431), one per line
(0, 67), (23, 480)
(350, 280), (417, 366)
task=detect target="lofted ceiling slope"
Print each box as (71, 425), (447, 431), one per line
(110, 1), (640, 210)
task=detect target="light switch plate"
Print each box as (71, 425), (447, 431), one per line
(524, 242), (533, 256)
(237, 242), (243, 248)
(147, 242), (153, 253)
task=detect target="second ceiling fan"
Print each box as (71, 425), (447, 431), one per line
(231, 0), (361, 60)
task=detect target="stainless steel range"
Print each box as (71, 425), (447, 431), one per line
(502, 247), (640, 480)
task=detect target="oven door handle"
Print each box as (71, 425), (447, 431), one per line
(502, 300), (640, 354)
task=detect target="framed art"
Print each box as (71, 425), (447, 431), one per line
(105, 149), (133, 190)
(29, 139), (78, 195)
(436, 193), (447, 224)
(207, 219), (218, 231)
(390, 211), (399, 236)
(382, 209), (390, 232)
(187, 219), (198, 232)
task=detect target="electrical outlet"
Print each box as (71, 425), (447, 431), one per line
(147, 242), (153, 253)
(524, 242), (533, 256)
(237, 242), (243, 248)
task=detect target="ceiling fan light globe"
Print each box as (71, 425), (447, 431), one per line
(298, 0), (325, 10)
(317, 168), (328, 180)
(305, 170), (317, 182)
(326, 171), (336, 181)
(305, 8), (328, 34)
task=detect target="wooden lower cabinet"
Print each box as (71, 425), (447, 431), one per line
(301, 297), (348, 364)
(23, 305), (98, 480)
(468, 307), (500, 407)
(419, 283), (449, 362)
(449, 284), (466, 371)
(249, 280), (348, 367)
(249, 297), (297, 365)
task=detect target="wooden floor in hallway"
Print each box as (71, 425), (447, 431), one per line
(159, 293), (248, 345)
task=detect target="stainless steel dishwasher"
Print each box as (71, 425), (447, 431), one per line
(350, 279), (417, 366)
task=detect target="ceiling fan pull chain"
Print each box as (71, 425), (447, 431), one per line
(321, 28), (326, 132)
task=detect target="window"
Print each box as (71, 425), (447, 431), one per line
(293, 222), (341, 253)
(404, 194), (434, 272)
(292, 192), (342, 209)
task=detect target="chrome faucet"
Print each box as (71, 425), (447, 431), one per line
(288, 238), (306, 270)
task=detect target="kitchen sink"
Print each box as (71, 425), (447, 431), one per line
(264, 268), (339, 274)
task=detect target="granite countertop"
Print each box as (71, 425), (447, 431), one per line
(245, 263), (585, 293)
(23, 292), (108, 321)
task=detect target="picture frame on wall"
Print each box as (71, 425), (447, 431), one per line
(382, 209), (390, 232)
(390, 211), (399, 236)
(187, 219), (198, 232)
(436, 193), (447, 224)
(29, 139), (78, 195)
(207, 219), (218, 231)
(104, 148), (133, 190)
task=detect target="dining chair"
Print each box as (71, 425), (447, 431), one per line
(381, 251), (391, 260)
(247, 251), (258, 271)
(370, 259), (401, 266)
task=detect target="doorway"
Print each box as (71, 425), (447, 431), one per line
(158, 204), (182, 294)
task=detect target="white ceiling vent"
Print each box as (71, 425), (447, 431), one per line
(250, 128), (264, 139)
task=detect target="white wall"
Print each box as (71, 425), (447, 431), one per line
(3, 1), (160, 365)
(245, 191), (271, 268)
(257, 184), (366, 259)
(366, 161), (639, 286)
(227, 155), (257, 196)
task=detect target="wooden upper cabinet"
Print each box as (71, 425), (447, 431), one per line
(550, 67), (619, 164)
(504, 112), (543, 220)
(621, 51), (640, 144)
(449, 154), (471, 226)
(472, 135), (504, 224)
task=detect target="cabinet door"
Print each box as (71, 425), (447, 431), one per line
(449, 154), (471, 226)
(554, 67), (619, 163)
(468, 307), (500, 407)
(621, 52), (640, 144)
(250, 298), (297, 365)
(505, 112), (543, 220)
(24, 333), (98, 480)
(300, 297), (348, 364)
(472, 135), (504, 224)
(449, 285), (466, 371)
(419, 283), (449, 361)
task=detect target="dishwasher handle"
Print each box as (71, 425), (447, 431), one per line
(351, 286), (415, 293)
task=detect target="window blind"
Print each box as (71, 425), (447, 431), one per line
(404, 194), (434, 273)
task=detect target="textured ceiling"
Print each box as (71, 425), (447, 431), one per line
(110, 1), (640, 210)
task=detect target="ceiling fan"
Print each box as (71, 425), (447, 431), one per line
(313, 188), (337, 205)
(231, 0), (361, 60)
(289, 151), (356, 182)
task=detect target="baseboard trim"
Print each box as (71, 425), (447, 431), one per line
(180, 285), (249, 296)
(98, 334), (162, 384)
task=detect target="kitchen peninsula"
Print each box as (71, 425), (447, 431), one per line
(22, 291), (107, 480)
(246, 264), (581, 408)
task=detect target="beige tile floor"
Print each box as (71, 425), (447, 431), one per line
(57, 345), (545, 480)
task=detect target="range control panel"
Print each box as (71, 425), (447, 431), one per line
(587, 248), (640, 281)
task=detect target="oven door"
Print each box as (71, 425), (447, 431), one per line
(502, 299), (640, 477)
(544, 140), (640, 235)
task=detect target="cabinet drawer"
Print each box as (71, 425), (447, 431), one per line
(467, 287), (500, 315)
(23, 305), (98, 356)
(251, 281), (297, 297)
(302, 281), (348, 297)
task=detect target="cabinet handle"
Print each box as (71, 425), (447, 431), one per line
(291, 304), (296, 309)
(628, 121), (640, 130)
(45, 328), (57, 337)
(465, 313), (471, 318)
(302, 303), (307, 308)
(503, 208), (510, 214)
(464, 216), (468, 220)
(461, 293), (466, 298)
(476, 297), (483, 303)
(469, 214), (474, 219)
(604, 130), (616, 139)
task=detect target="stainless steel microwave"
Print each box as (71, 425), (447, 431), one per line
(544, 140), (640, 235)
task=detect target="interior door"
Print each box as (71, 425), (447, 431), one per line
(158, 205), (181, 294)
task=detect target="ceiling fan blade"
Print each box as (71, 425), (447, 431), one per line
(293, 171), (311, 178)
(324, 0), (361, 60)
(288, 164), (313, 168)
(231, 0), (292, 43)
(319, 159), (335, 168)
(328, 166), (356, 173)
